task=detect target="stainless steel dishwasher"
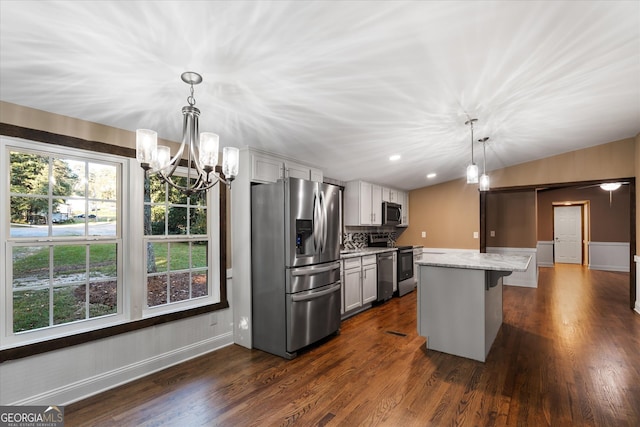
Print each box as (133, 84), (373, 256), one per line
(376, 252), (394, 302)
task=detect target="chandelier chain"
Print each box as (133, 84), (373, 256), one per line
(187, 83), (196, 106)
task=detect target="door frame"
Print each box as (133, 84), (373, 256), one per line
(552, 201), (589, 265)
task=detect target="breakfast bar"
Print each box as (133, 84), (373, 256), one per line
(416, 252), (531, 362)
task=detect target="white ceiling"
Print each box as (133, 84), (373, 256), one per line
(1, 1), (639, 190)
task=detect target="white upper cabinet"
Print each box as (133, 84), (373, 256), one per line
(397, 190), (409, 227)
(251, 153), (283, 183)
(355, 183), (409, 227)
(382, 187), (398, 203)
(344, 180), (382, 226)
(250, 152), (323, 183)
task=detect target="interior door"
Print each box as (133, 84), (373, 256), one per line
(554, 205), (582, 264)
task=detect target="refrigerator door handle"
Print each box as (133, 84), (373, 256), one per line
(320, 192), (327, 253)
(291, 283), (341, 302)
(313, 191), (321, 253)
(290, 261), (341, 276)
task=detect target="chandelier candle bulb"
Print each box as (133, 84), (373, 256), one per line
(199, 132), (219, 169)
(154, 145), (171, 172)
(222, 146), (240, 181)
(136, 129), (157, 168)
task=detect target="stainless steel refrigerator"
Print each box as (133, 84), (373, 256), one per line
(251, 177), (341, 359)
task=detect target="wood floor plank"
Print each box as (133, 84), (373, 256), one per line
(64, 265), (640, 426)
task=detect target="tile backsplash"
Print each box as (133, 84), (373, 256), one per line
(343, 230), (397, 249)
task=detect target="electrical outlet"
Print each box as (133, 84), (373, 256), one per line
(421, 231), (426, 238)
(490, 230), (495, 237)
(209, 313), (217, 326)
(473, 231), (479, 239)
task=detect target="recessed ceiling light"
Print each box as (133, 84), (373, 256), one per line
(426, 173), (436, 179)
(389, 154), (401, 161)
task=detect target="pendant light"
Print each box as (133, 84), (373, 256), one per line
(465, 118), (478, 184)
(478, 137), (490, 191)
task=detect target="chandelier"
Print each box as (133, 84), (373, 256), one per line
(136, 72), (239, 195)
(465, 118), (479, 184)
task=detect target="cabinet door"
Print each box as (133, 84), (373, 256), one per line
(310, 168), (323, 183)
(285, 161), (311, 180)
(397, 190), (409, 226)
(381, 187), (391, 202)
(359, 181), (373, 225)
(362, 264), (377, 304)
(371, 184), (382, 225)
(344, 268), (363, 312)
(251, 154), (283, 183)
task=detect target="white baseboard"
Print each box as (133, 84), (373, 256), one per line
(486, 247), (538, 288)
(11, 332), (233, 406)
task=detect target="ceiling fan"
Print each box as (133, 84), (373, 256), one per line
(577, 181), (630, 206)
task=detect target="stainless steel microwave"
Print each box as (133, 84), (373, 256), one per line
(382, 202), (402, 226)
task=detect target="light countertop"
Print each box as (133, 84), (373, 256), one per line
(417, 252), (531, 272)
(340, 247), (397, 259)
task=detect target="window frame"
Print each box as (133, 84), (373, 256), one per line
(0, 124), (229, 363)
(142, 170), (221, 316)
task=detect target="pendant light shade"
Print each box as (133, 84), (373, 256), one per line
(467, 164), (479, 184)
(479, 173), (490, 191)
(478, 137), (490, 191)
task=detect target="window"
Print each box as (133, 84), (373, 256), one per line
(144, 174), (216, 311)
(3, 140), (123, 346)
(1, 130), (227, 359)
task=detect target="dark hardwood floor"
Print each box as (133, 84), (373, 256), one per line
(65, 265), (640, 426)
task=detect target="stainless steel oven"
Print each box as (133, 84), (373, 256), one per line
(397, 246), (415, 296)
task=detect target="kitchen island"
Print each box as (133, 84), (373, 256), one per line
(416, 252), (531, 362)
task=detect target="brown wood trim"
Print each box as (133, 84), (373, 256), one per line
(0, 122), (135, 158)
(630, 179), (636, 309)
(0, 124), (230, 363)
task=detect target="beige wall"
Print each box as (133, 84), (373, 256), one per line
(490, 138), (635, 188)
(396, 178), (480, 249)
(398, 136), (637, 249)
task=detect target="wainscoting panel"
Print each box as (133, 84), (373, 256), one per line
(589, 242), (629, 272)
(536, 241), (554, 267)
(486, 247), (538, 288)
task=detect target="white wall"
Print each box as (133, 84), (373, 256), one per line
(0, 274), (234, 405)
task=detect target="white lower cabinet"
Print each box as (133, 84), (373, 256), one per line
(361, 255), (377, 304)
(341, 255), (377, 317)
(342, 258), (363, 313)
